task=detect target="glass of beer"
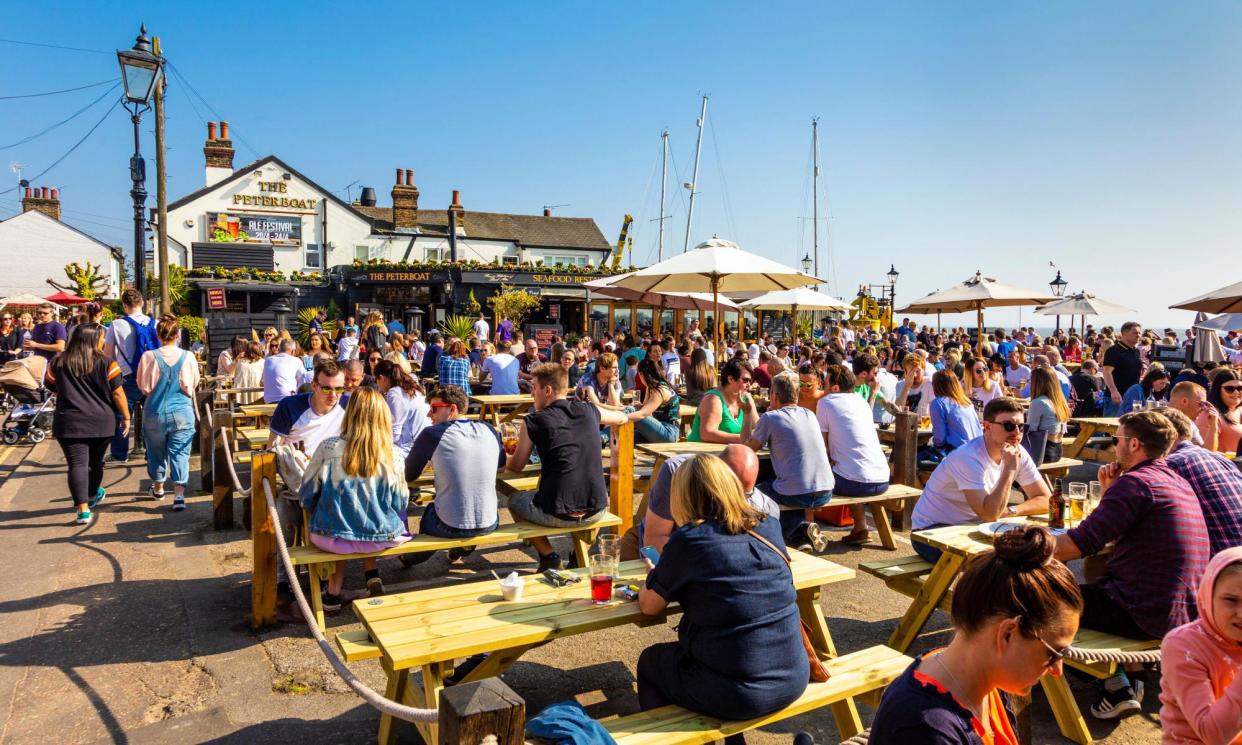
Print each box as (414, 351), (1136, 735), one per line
(1067, 482), (1087, 524)
(589, 555), (617, 604)
(500, 422), (519, 455)
(919, 415), (931, 430)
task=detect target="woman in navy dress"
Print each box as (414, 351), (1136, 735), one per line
(637, 454), (808, 743)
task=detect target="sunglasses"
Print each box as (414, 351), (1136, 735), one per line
(1110, 434), (1137, 446)
(1032, 628), (1069, 670)
(429, 402), (455, 410)
(987, 420), (1028, 433)
(1223, 385), (1242, 393)
(974, 368), (986, 374)
(317, 385), (346, 395)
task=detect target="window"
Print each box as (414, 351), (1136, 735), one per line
(424, 245), (447, 262)
(502, 256), (519, 266)
(545, 255), (589, 268)
(354, 245), (368, 262)
(304, 243), (323, 269)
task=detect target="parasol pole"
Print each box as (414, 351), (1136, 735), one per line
(976, 302), (985, 358)
(712, 274), (721, 361)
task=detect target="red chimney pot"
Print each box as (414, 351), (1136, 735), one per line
(50, 189), (58, 200)
(543, 208), (551, 217)
(452, 190), (461, 206)
(405, 169), (413, 186)
(23, 187), (31, 198)
(395, 168), (403, 186)
(219, 121), (229, 140)
(207, 122), (217, 141)
(41, 187), (49, 198)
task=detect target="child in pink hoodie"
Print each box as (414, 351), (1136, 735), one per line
(1159, 546), (1242, 744)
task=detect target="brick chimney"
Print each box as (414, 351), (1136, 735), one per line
(391, 168), (419, 231)
(204, 120), (235, 187)
(448, 189), (466, 234)
(21, 186), (61, 221)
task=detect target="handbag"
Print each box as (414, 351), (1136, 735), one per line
(745, 529), (831, 683)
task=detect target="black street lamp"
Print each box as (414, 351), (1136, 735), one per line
(886, 264), (899, 332)
(117, 24), (162, 296)
(800, 252), (813, 274)
(1049, 269), (1068, 332)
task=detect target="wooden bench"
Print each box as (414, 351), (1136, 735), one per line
(566, 645), (912, 745)
(288, 512), (622, 630)
(831, 484), (922, 551)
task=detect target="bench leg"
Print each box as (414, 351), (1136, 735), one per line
(414, 661), (449, 745)
(307, 564), (326, 632)
(377, 665), (409, 745)
(460, 643), (538, 685)
(1040, 673), (1094, 745)
(887, 552), (965, 654)
(870, 503), (897, 550)
(796, 586), (837, 658)
(571, 527), (601, 568)
(829, 698), (864, 741)
(1063, 424), (1095, 459)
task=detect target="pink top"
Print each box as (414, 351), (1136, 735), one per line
(1159, 546), (1242, 745)
(136, 345), (200, 398)
(1219, 417), (1242, 454)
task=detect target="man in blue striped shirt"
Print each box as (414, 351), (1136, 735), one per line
(1161, 408), (1242, 556)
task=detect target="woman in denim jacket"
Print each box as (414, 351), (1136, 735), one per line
(300, 386), (410, 608)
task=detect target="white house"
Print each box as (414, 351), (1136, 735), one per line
(0, 189), (122, 300)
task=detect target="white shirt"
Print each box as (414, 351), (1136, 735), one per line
(747, 343), (760, 365)
(104, 311), (153, 375)
(873, 368), (899, 424)
(1005, 364), (1031, 388)
(473, 319), (490, 342)
(912, 436), (1042, 529)
(262, 353), (312, 403)
(660, 352), (681, 380)
(896, 378), (935, 416)
(482, 353), (520, 395)
(409, 339), (426, 364)
(815, 393), (890, 484)
(336, 336), (359, 361)
(841, 327), (855, 344)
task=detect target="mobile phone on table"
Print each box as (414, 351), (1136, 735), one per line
(639, 545), (660, 567)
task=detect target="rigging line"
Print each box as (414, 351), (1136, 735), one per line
(0, 38), (112, 56)
(167, 62), (261, 159)
(0, 81), (120, 150)
(797, 134), (813, 269)
(706, 114), (739, 243)
(164, 72), (209, 131)
(0, 95), (122, 196)
(0, 77), (116, 100)
(633, 137), (662, 265)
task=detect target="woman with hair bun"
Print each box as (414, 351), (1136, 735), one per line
(871, 526), (1083, 744)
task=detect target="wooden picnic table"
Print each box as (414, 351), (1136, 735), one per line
(876, 424), (932, 445)
(635, 441), (771, 473)
(345, 551), (858, 745)
(887, 520), (1146, 745)
(1064, 417), (1120, 461)
(472, 394), (534, 427)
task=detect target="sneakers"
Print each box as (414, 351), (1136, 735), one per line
(447, 546), (475, 563)
(398, 551), (435, 568)
(74, 510), (92, 525)
(1090, 683), (1142, 720)
(88, 487), (106, 508)
(148, 484), (166, 501)
(536, 552), (564, 573)
(366, 575), (385, 597)
(320, 592), (343, 612)
(790, 523), (828, 553)
(171, 496), (186, 511)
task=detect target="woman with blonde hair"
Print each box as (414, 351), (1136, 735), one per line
(299, 386), (410, 606)
(1027, 366), (1070, 464)
(964, 356), (1004, 409)
(363, 311), (388, 355)
(637, 454), (808, 739)
(437, 339), (473, 396)
(383, 332), (413, 375)
(929, 369), (982, 452)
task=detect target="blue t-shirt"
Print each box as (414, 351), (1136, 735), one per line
(405, 419), (506, 530)
(32, 321), (67, 360)
(870, 654), (1016, 745)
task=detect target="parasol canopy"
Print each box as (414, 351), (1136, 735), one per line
(898, 271), (1058, 354)
(611, 237), (822, 352)
(1034, 292), (1134, 317)
(44, 290), (90, 305)
(583, 272), (741, 312)
(739, 287), (852, 312)
(0, 293), (65, 310)
(1171, 281), (1242, 314)
(1193, 312), (1242, 334)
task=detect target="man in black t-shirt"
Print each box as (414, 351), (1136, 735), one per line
(1070, 359), (1104, 417)
(1102, 322), (1143, 416)
(507, 362), (627, 571)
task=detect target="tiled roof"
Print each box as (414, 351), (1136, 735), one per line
(353, 205), (610, 251)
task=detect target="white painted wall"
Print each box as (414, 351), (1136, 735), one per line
(0, 210), (120, 298)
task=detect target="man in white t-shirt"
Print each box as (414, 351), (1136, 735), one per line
(816, 364), (893, 546)
(912, 397), (1051, 564)
(1004, 348), (1031, 389)
(479, 343), (520, 395)
(103, 287), (153, 461)
(262, 339), (313, 403)
(473, 312), (490, 345)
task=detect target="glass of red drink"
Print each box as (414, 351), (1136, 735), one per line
(589, 555), (616, 604)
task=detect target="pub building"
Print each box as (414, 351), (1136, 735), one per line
(159, 122), (622, 351)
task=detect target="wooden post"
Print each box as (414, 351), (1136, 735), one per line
(892, 410), (920, 528)
(196, 392), (215, 491)
(609, 421), (635, 534)
(438, 678), (525, 745)
(211, 408), (234, 530)
(250, 451), (279, 630)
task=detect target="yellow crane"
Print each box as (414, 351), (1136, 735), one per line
(610, 214), (634, 271)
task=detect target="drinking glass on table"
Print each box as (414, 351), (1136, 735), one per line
(589, 554), (617, 604)
(595, 534), (621, 562)
(1067, 483), (1087, 525)
(1088, 480), (1102, 514)
(500, 422), (520, 455)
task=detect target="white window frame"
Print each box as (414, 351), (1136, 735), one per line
(304, 243), (323, 269)
(354, 245), (369, 262)
(545, 254), (589, 268)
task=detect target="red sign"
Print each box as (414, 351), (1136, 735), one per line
(206, 287), (227, 310)
(549, 303), (560, 320)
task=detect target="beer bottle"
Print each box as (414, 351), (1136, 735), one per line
(1048, 478), (1066, 529)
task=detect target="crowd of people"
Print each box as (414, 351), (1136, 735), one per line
(19, 296), (1242, 744)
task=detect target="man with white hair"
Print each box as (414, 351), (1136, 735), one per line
(262, 337), (312, 403)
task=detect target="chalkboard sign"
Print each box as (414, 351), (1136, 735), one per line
(527, 324), (562, 354)
(760, 313), (788, 342)
(1151, 343), (1187, 373)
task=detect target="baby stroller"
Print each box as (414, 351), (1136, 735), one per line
(0, 356), (55, 444)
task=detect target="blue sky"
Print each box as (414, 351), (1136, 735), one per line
(3, 2), (1239, 329)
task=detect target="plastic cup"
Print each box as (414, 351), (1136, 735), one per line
(500, 580), (523, 602)
(589, 555), (616, 604)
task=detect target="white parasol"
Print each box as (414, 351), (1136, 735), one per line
(898, 271), (1058, 355)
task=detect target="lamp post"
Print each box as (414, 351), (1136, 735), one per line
(886, 264), (899, 332)
(117, 24), (162, 297)
(1049, 269), (1068, 332)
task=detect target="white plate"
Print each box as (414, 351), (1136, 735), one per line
(977, 521), (1067, 537)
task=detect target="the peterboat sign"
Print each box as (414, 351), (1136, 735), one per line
(231, 181), (319, 211)
(348, 270), (448, 284)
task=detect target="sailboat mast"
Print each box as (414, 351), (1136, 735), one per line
(658, 130), (668, 261)
(812, 117), (820, 281)
(683, 95), (708, 253)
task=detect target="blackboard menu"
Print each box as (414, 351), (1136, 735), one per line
(527, 324), (562, 353)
